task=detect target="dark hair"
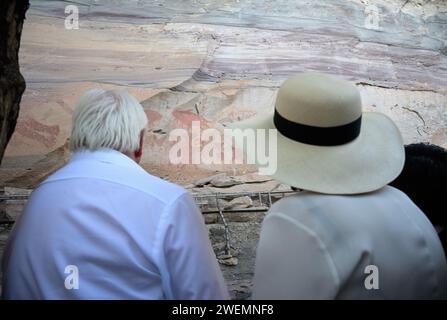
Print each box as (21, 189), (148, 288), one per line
(390, 143), (447, 226)
(390, 143), (447, 253)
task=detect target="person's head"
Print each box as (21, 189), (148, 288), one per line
(390, 143), (447, 227)
(69, 89), (148, 163)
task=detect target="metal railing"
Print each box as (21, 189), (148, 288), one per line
(0, 190), (301, 252)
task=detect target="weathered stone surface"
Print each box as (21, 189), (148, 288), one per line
(212, 240), (239, 252)
(205, 180), (293, 193)
(203, 213), (219, 224)
(210, 175), (242, 187)
(234, 173), (272, 184)
(218, 256), (238, 267)
(194, 172), (271, 187)
(0, 0), (445, 188)
(225, 211), (265, 223)
(226, 196), (253, 209)
(193, 173), (226, 187)
(226, 279), (252, 300)
(3, 187), (32, 195)
(4, 138), (70, 188)
(213, 196), (253, 210)
(431, 128), (447, 149)
(211, 221), (262, 299)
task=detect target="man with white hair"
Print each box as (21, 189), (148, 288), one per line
(1, 89), (229, 300)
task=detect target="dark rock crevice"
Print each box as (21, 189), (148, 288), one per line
(0, 0), (29, 163)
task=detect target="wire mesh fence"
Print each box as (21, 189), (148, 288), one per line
(0, 189), (301, 255)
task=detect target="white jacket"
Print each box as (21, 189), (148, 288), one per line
(252, 186), (447, 299)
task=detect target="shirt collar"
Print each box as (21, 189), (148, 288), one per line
(70, 148), (140, 170)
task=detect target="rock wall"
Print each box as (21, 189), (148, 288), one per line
(1, 0), (446, 186)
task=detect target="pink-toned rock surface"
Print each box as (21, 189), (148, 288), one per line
(1, 0), (446, 189)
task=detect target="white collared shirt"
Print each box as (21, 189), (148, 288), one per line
(1, 149), (229, 300)
(252, 186), (447, 299)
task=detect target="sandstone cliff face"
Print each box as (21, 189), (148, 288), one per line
(1, 0), (446, 186)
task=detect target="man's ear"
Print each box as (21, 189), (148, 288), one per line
(134, 130), (145, 162)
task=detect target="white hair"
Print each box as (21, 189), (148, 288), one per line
(70, 89), (148, 153)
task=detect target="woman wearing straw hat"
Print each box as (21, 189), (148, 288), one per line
(231, 73), (447, 299)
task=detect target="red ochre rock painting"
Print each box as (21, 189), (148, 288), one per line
(144, 109), (162, 127)
(172, 110), (211, 129)
(169, 110), (238, 164)
(15, 118), (60, 148)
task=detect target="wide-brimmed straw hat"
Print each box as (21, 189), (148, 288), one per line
(229, 73), (405, 195)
